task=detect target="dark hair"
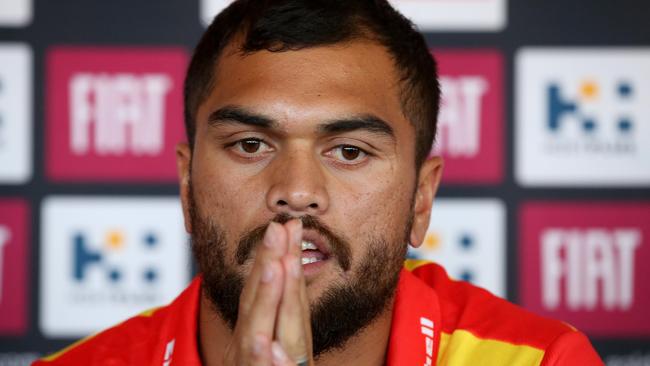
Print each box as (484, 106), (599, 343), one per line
(184, 0), (439, 167)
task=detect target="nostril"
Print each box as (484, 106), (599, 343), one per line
(308, 203), (318, 209)
(277, 200), (288, 206)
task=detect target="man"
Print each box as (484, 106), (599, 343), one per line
(35, 1), (603, 365)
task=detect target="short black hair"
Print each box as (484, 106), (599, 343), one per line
(184, 0), (439, 168)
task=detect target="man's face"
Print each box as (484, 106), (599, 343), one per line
(178, 40), (439, 355)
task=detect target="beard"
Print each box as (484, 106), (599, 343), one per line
(188, 183), (412, 358)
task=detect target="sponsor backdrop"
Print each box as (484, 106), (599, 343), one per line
(0, 0), (648, 364)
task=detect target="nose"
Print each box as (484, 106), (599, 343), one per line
(266, 149), (329, 217)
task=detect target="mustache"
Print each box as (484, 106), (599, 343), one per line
(235, 213), (351, 271)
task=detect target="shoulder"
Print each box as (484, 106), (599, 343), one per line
(404, 260), (603, 365)
(33, 276), (203, 365)
(33, 306), (168, 365)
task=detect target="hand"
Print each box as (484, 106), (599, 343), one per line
(223, 220), (313, 366)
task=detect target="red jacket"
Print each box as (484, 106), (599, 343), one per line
(35, 260), (603, 365)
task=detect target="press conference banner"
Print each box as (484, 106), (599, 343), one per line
(0, 0), (649, 365)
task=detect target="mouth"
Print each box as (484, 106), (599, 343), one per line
(301, 240), (326, 264)
(300, 230), (331, 272)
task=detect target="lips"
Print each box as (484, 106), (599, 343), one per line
(300, 229), (330, 266)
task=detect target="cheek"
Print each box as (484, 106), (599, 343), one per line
(191, 153), (267, 238)
(335, 171), (415, 254)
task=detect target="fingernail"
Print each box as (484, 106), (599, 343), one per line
(271, 341), (288, 363)
(262, 262), (275, 283)
(264, 222), (279, 248)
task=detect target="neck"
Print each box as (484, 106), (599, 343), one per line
(198, 289), (394, 366)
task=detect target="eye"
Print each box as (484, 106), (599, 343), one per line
(329, 145), (368, 163)
(230, 138), (272, 156)
(240, 139), (262, 153)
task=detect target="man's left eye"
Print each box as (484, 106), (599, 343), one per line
(330, 145), (368, 163)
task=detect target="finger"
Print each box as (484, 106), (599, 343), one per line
(288, 218), (311, 342)
(240, 222), (288, 316)
(276, 254), (308, 359)
(285, 219), (303, 259)
(247, 333), (273, 366)
(288, 219), (313, 357)
(271, 341), (298, 366)
(272, 215), (307, 358)
(298, 262), (313, 359)
(239, 259), (285, 365)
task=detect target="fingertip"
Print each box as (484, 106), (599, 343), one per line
(265, 221), (286, 249)
(293, 217), (304, 231)
(285, 219), (303, 254)
(264, 222), (277, 248)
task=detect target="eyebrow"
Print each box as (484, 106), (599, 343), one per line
(317, 115), (394, 138)
(208, 106), (278, 129)
(207, 105), (395, 139)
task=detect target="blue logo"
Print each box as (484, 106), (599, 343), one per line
(73, 229), (159, 284)
(548, 80), (634, 135)
(457, 232), (475, 282)
(407, 230), (479, 284)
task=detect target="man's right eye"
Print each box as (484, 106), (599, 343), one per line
(229, 138), (273, 156)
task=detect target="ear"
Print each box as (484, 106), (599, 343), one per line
(176, 142), (193, 234)
(409, 156), (443, 248)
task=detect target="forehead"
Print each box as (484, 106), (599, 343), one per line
(196, 40), (411, 134)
